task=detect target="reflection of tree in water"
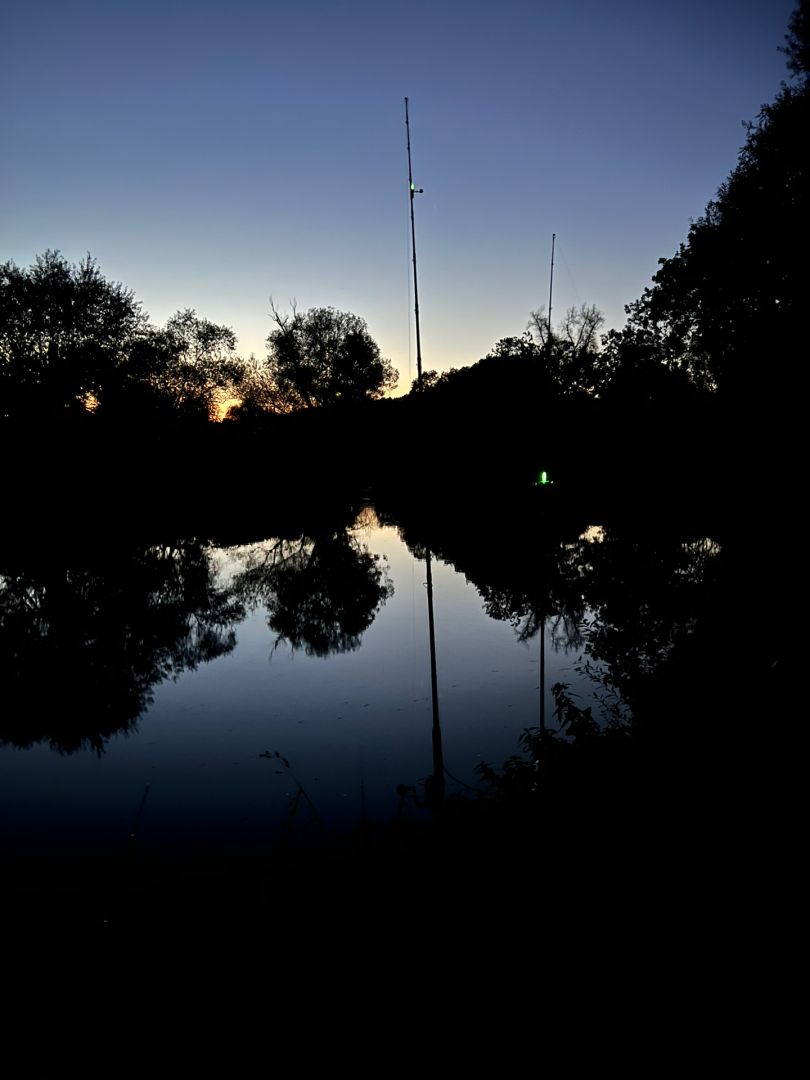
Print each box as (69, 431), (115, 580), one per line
(0, 541), (245, 753)
(393, 509), (722, 726)
(233, 529), (393, 657)
(572, 530), (722, 716)
(475, 527), (722, 720)
(477, 537), (588, 651)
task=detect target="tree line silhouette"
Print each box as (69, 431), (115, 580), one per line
(0, 255), (397, 427)
(1, 4), (804, 515)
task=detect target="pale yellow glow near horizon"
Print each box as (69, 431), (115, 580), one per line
(353, 504), (381, 532)
(216, 397), (241, 421)
(579, 525), (606, 543)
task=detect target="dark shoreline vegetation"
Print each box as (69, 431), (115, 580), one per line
(1, 5), (802, 940)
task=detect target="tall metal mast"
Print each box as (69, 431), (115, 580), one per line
(539, 232), (556, 734)
(547, 232), (556, 344)
(405, 97), (424, 391)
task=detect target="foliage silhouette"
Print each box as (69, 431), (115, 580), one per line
(527, 302), (609, 395)
(262, 303), (397, 411)
(406, 303), (607, 404)
(97, 308), (247, 424)
(605, 5), (807, 400)
(0, 250), (146, 419)
(225, 353), (286, 422)
(0, 251), (245, 425)
(781, 0), (810, 78)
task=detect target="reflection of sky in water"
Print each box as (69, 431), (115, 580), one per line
(0, 522), (607, 861)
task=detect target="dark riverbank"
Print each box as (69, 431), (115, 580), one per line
(2, 380), (779, 540)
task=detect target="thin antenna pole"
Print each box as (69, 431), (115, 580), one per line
(540, 611), (546, 734)
(539, 232), (555, 732)
(405, 97), (424, 391)
(425, 549), (445, 811)
(547, 232), (556, 343)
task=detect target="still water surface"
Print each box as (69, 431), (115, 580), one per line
(1, 509), (611, 870)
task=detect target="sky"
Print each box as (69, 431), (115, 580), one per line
(1, 0), (797, 392)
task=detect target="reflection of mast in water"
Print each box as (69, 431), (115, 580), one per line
(539, 606), (546, 734)
(424, 549), (445, 810)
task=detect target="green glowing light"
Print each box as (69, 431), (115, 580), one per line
(532, 469), (553, 488)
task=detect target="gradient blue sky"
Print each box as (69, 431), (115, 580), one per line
(1, 0), (796, 391)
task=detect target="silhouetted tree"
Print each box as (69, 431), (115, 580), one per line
(0, 252), (246, 425)
(408, 368), (463, 394)
(485, 332), (543, 366)
(263, 304), (397, 411)
(225, 353), (284, 422)
(150, 309), (244, 421)
(92, 308), (246, 423)
(0, 250), (146, 419)
(598, 322), (703, 406)
(406, 335), (544, 406)
(781, 0), (810, 77)
(528, 303), (608, 394)
(606, 3), (807, 398)
(411, 304), (607, 409)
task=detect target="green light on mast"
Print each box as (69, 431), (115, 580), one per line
(539, 470), (549, 485)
